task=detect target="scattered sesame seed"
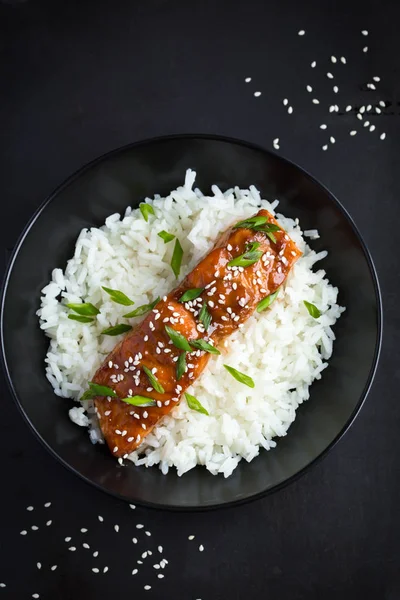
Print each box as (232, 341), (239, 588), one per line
(145, 531), (151, 537)
(380, 133), (386, 140)
(46, 520), (52, 527)
(199, 544), (204, 552)
(37, 562), (41, 570)
(273, 137), (279, 144)
(27, 506), (34, 511)
(98, 516), (104, 522)
(51, 565), (57, 571)
(158, 574), (164, 579)
(345, 105), (352, 112)
(322, 145), (328, 151)
(32, 595), (39, 599)
(329, 105), (335, 113)
(330, 136), (336, 144)
(283, 98), (288, 106)
(158, 545), (163, 553)
(320, 124), (327, 129)
(245, 77), (251, 83)
(188, 535), (195, 540)
(333, 85), (339, 93)
(369, 125), (376, 132)
(93, 551), (99, 558)
(0, 584), (5, 588)
(326, 72), (334, 79)
(20, 530), (27, 535)
(68, 547), (76, 551)
(144, 585), (151, 591)
(83, 543), (90, 549)
(331, 56), (337, 63)
(142, 552), (148, 559)
(375, 106), (381, 113)
(31, 526), (38, 531)
(361, 30), (368, 36)
(288, 106), (293, 114)
(311, 61), (316, 68)
(364, 121), (370, 127)
(357, 114), (363, 120)
(103, 567), (109, 573)
(298, 29), (305, 36)
(306, 85), (312, 92)
(312, 98), (319, 104)
(65, 537), (71, 542)
(136, 524), (144, 529)
(132, 569), (138, 575)
(363, 46), (368, 53)
(92, 568), (99, 574)
(379, 100), (385, 107)
(254, 91), (261, 97)
(114, 525), (119, 533)
(350, 130), (357, 136)
(373, 76), (380, 82)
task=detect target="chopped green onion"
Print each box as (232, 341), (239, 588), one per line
(142, 365), (165, 394)
(81, 382), (118, 401)
(266, 231), (277, 244)
(256, 289), (280, 312)
(171, 239), (183, 278)
(303, 301), (321, 318)
(190, 339), (220, 355)
(245, 241), (261, 253)
(223, 365), (255, 388)
(165, 325), (192, 351)
(123, 297), (160, 318)
(139, 203), (155, 222)
(120, 396), (156, 407)
(179, 288), (204, 302)
(158, 230), (175, 243)
(199, 303), (212, 331)
(227, 248), (263, 268)
(184, 392), (209, 415)
(68, 315), (94, 324)
(234, 216), (268, 229)
(101, 286), (135, 306)
(176, 352), (187, 380)
(66, 302), (100, 316)
(101, 324), (132, 336)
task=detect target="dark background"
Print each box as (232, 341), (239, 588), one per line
(1, 0), (399, 598)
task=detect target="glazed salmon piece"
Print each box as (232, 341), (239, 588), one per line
(92, 209), (302, 458)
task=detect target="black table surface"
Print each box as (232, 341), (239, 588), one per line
(1, 1), (399, 598)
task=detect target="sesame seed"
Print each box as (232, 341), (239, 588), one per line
(65, 537), (71, 542)
(93, 551), (99, 557)
(51, 565), (57, 571)
(331, 56), (337, 63)
(345, 105), (352, 112)
(132, 569), (138, 575)
(322, 145), (328, 151)
(144, 586), (151, 591)
(132, 537), (138, 543)
(27, 506), (34, 511)
(320, 124), (327, 129)
(361, 30), (368, 36)
(0, 585), (5, 589)
(364, 121), (370, 128)
(363, 46), (368, 53)
(158, 574), (164, 579)
(379, 100), (385, 107)
(357, 114), (363, 121)
(333, 85), (339, 93)
(136, 524), (144, 529)
(298, 29), (305, 36)
(31, 526), (38, 531)
(103, 567), (109, 573)
(311, 61), (316, 68)
(273, 137), (279, 144)
(32, 595), (39, 599)
(37, 562), (41, 570)
(380, 132), (386, 140)
(329, 105), (335, 113)
(330, 136), (335, 144)
(326, 72), (333, 79)
(83, 542), (90, 549)
(158, 545), (163, 553)
(245, 77), (251, 83)
(142, 551), (148, 559)
(20, 530), (27, 535)
(199, 544), (204, 552)
(350, 130), (357, 136)
(92, 568), (99, 574)
(283, 98), (288, 106)
(369, 125), (375, 132)
(288, 106), (293, 114)
(306, 85), (312, 92)
(68, 546), (76, 551)
(254, 91), (261, 97)
(46, 520), (52, 527)
(114, 525), (119, 532)
(188, 535), (195, 540)
(312, 98), (319, 104)
(98, 515), (104, 522)
(154, 564), (160, 569)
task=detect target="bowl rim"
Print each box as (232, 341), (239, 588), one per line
(0, 133), (383, 511)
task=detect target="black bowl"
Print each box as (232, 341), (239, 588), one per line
(0, 135), (382, 510)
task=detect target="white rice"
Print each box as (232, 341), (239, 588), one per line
(37, 169), (345, 477)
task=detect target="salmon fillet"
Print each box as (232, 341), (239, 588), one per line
(91, 209), (302, 458)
